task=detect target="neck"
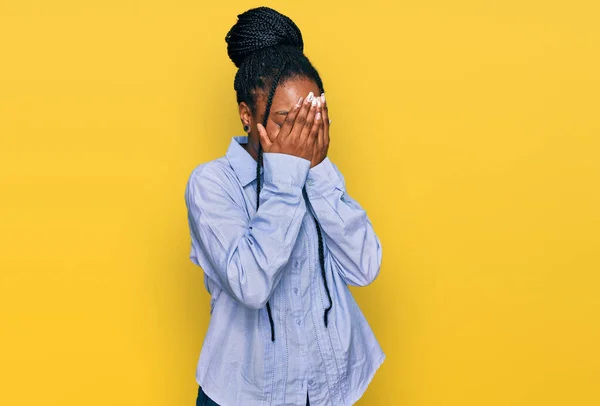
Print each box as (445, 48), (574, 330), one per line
(243, 137), (260, 162)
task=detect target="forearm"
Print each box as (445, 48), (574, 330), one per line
(186, 152), (312, 308)
(305, 157), (382, 286)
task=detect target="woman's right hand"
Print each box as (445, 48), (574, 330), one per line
(257, 92), (322, 162)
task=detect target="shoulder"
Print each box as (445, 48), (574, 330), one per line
(186, 156), (235, 189)
(184, 156), (245, 207)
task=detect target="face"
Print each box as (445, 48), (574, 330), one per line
(239, 76), (321, 158)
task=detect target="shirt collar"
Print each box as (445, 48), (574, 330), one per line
(226, 136), (263, 187)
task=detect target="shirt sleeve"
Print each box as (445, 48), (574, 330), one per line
(304, 157), (383, 286)
(185, 152), (311, 309)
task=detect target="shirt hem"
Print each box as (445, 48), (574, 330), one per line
(195, 376), (233, 406)
(345, 351), (386, 405)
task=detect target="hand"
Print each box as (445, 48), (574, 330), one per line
(257, 92), (323, 162)
(310, 93), (330, 168)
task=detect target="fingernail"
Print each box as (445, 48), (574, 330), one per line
(296, 96), (303, 107)
(321, 93), (326, 103)
(306, 92), (314, 102)
(316, 111), (321, 120)
(311, 97), (317, 107)
(316, 98), (321, 108)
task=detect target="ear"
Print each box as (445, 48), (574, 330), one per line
(239, 102), (252, 131)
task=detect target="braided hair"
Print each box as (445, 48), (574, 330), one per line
(225, 6), (332, 342)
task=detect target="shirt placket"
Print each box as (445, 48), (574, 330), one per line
(303, 190), (345, 406)
(287, 206), (312, 405)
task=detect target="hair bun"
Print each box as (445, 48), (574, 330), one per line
(225, 6), (304, 68)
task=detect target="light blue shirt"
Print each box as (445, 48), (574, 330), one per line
(184, 136), (385, 406)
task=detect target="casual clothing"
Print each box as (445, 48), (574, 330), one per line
(185, 136), (385, 406)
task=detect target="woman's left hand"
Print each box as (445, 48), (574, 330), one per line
(310, 93), (330, 168)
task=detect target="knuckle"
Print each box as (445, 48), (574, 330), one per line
(296, 116), (306, 125)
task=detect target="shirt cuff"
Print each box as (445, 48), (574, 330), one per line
(305, 157), (343, 197)
(263, 152), (311, 187)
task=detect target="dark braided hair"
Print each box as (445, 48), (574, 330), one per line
(225, 7), (332, 342)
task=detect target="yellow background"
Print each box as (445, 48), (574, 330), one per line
(1, 1), (599, 405)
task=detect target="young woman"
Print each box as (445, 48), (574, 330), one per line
(185, 7), (385, 406)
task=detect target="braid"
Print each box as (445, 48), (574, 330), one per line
(256, 144), (262, 210)
(226, 6), (331, 342)
(257, 60), (287, 342)
(226, 7), (303, 69)
(314, 218), (332, 326)
(256, 56), (287, 209)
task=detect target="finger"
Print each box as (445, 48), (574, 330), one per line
(320, 93), (330, 145)
(279, 96), (303, 140)
(290, 92), (314, 140)
(316, 101), (325, 153)
(313, 101), (323, 141)
(311, 107), (323, 160)
(299, 94), (319, 143)
(257, 123), (272, 152)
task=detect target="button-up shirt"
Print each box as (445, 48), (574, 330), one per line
(184, 136), (385, 406)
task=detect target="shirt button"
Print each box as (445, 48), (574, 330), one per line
(293, 287), (298, 295)
(307, 179), (314, 186)
(300, 350), (306, 356)
(296, 318), (301, 325)
(308, 379), (314, 386)
(293, 260), (300, 268)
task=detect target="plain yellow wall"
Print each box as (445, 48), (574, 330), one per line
(1, 1), (599, 405)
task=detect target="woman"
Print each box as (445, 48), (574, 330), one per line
(185, 7), (385, 406)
